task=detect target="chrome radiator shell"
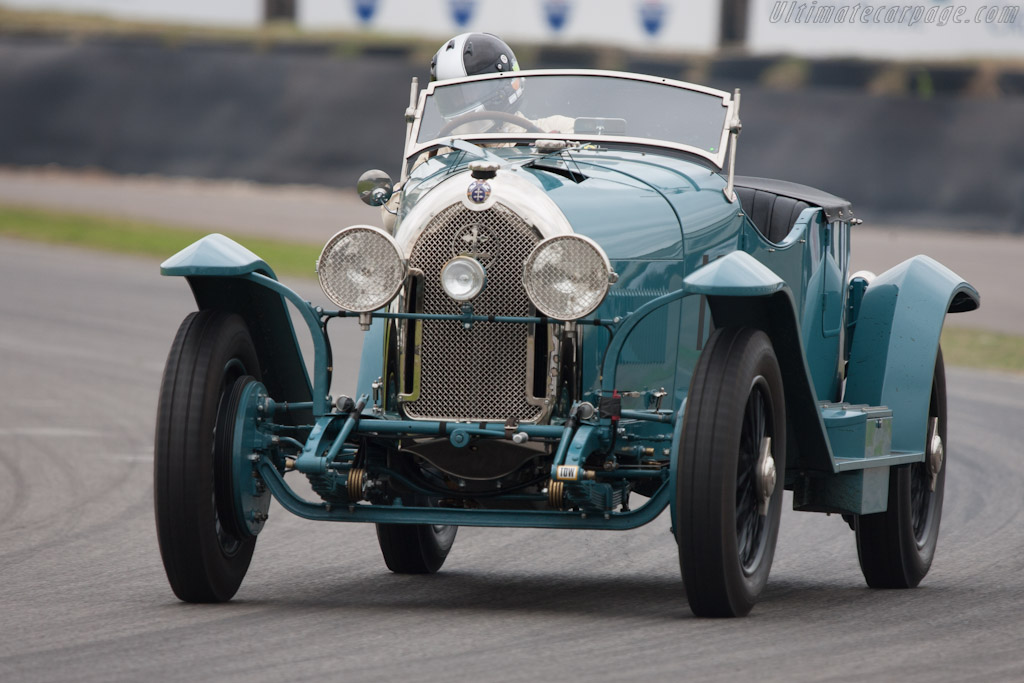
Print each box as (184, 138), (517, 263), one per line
(393, 169), (576, 424)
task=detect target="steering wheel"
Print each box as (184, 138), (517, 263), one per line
(438, 110), (546, 137)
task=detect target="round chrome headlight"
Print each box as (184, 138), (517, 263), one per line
(441, 255), (486, 302)
(317, 225), (406, 312)
(523, 235), (614, 320)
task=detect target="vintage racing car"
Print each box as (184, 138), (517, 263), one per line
(154, 69), (979, 616)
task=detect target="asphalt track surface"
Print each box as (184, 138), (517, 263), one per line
(1, 169), (1022, 680)
(2, 232), (1024, 682)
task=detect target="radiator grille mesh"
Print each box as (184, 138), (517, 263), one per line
(403, 202), (544, 422)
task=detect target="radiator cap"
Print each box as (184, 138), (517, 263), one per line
(469, 160), (499, 180)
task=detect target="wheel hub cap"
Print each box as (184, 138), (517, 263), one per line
(756, 436), (776, 516)
(927, 416), (944, 492)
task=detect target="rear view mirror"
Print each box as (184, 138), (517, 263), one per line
(357, 169), (394, 206)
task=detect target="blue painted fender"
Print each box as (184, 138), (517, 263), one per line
(160, 233), (276, 279)
(668, 400), (686, 539)
(161, 234), (314, 413)
(844, 256), (979, 454)
(683, 251), (835, 474)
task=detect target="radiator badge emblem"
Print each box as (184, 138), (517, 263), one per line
(467, 180), (491, 204)
(453, 222), (495, 262)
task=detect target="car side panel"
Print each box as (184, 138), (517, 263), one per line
(749, 209), (849, 403)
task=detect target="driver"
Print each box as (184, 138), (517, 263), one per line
(430, 32), (573, 136)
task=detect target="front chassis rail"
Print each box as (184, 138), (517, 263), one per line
(257, 458), (671, 530)
(270, 404), (673, 528)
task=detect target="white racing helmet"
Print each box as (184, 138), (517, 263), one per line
(430, 32), (524, 118)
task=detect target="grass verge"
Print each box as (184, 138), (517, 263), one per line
(940, 327), (1024, 375)
(1, 203), (1021, 374)
(0, 204), (318, 278)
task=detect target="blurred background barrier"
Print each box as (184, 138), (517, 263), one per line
(1, 0), (1022, 231)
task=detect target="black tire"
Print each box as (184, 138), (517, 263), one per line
(855, 348), (947, 588)
(376, 523), (457, 574)
(677, 327), (787, 617)
(155, 310), (262, 602)
(377, 324), (457, 576)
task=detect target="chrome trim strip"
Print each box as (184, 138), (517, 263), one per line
(397, 268), (424, 404)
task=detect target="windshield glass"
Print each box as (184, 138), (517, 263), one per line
(413, 71), (732, 166)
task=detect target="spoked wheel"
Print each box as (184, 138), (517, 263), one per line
(376, 521), (457, 574)
(677, 327), (786, 617)
(155, 310), (265, 602)
(855, 348), (947, 588)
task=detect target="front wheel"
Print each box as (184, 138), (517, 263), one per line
(677, 327), (787, 617)
(376, 523), (457, 574)
(154, 311), (262, 602)
(855, 348), (947, 588)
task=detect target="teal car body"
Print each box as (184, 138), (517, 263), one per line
(156, 69), (979, 614)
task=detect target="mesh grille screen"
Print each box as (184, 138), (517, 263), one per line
(404, 202), (544, 422)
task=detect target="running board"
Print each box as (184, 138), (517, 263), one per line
(834, 450), (925, 472)
(820, 402), (894, 472)
(792, 403), (922, 515)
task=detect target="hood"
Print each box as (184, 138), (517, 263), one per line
(397, 148), (734, 262)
